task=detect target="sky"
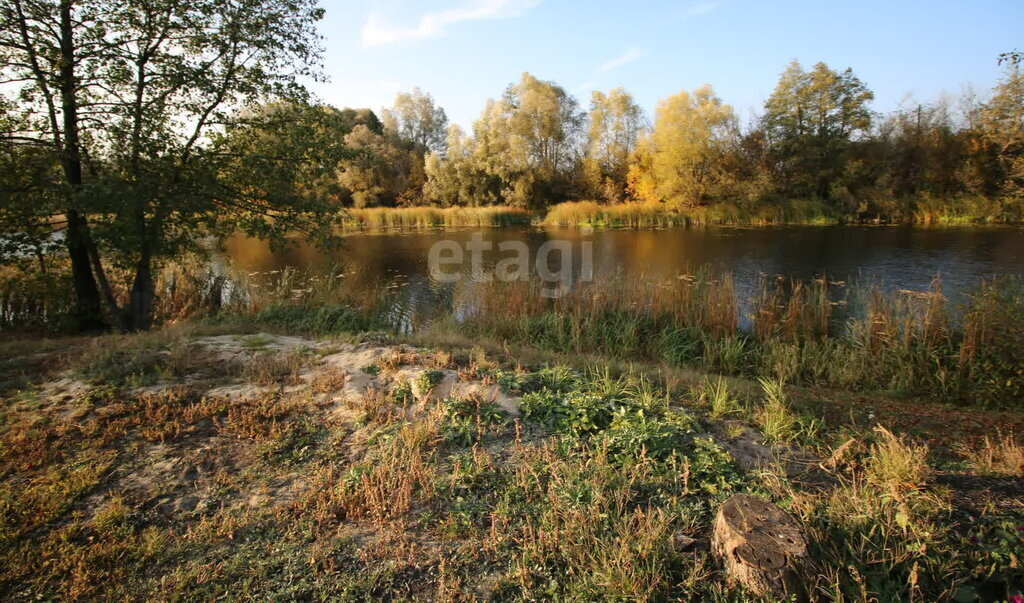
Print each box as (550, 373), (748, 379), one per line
(312, 0), (1023, 129)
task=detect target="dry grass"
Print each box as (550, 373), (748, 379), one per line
(308, 409), (441, 525)
(309, 367), (348, 394)
(543, 200), (683, 228)
(1, 326), (1021, 600)
(865, 426), (932, 492)
(241, 351), (306, 387)
(346, 386), (405, 424)
(961, 432), (1024, 477)
(341, 206), (531, 231)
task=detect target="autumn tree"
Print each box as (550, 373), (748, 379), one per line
(629, 85), (737, 207)
(479, 73), (584, 207)
(382, 87), (449, 154)
(980, 65), (1024, 201)
(428, 73), (583, 208)
(423, 124), (498, 206)
(583, 88), (645, 202)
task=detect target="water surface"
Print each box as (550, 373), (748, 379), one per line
(223, 225), (1024, 326)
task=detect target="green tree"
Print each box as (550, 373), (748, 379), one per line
(1, 0), (325, 330)
(762, 60), (874, 204)
(0, 98), (63, 272)
(423, 124), (499, 206)
(213, 102), (352, 225)
(467, 73), (584, 208)
(338, 122), (419, 207)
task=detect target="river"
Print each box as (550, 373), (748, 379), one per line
(222, 224), (1024, 326)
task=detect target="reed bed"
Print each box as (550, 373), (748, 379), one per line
(340, 206), (531, 231)
(542, 201), (686, 228)
(452, 272), (1023, 408)
(543, 196), (1024, 228)
(542, 199), (839, 227)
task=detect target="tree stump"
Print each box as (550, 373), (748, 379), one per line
(711, 493), (809, 599)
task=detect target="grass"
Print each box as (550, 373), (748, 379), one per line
(543, 198), (841, 227)
(864, 425), (932, 491)
(0, 323), (1021, 599)
(961, 432), (1024, 477)
(542, 195), (1024, 229)
(756, 377), (811, 445)
(543, 200), (689, 228)
(185, 264), (1024, 410)
(440, 272), (1024, 409)
(340, 205), (531, 231)
(1, 234), (1022, 597)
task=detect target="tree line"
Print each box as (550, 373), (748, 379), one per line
(282, 62), (1023, 223)
(1, 0), (1021, 332)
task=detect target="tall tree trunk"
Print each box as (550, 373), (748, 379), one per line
(58, 1), (105, 330)
(84, 233), (127, 331)
(129, 246), (154, 331)
(64, 210), (105, 329)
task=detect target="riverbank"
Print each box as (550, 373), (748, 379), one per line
(0, 320), (1020, 599)
(330, 196), (1024, 232)
(339, 206), (531, 231)
(542, 199), (837, 227)
(541, 196), (1024, 228)
(5, 256), (1023, 410)
(244, 271), (1024, 410)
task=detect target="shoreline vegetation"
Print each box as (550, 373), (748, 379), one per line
(243, 270), (1024, 411)
(8, 256), (1019, 410)
(335, 196), (1024, 231)
(339, 206), (531, 230)
(5, 40), (1023, 331)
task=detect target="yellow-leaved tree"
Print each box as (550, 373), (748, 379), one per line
(629, 85), (737, 208)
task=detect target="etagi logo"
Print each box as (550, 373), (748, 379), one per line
(428, 233), (593, 298)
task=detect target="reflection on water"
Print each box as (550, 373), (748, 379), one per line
(222, 225), (1024, 329)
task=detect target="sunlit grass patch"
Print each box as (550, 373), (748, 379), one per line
(342, 206), (532, 231)
(755, 377), (819, 445)
(865, 426), (931, 492)
(960, 431), (1024, 477)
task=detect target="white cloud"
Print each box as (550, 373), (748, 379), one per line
(597, 47), (645, 72)
(573, 81), (596, 94)
(679, 1), (723, 19)
(324, 79), (405, 112)
(361, 0), (540, 46)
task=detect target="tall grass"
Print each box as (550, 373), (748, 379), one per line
(543, 201), (686, 228)
(453, 273), (1024, 408)
(542, 199), (838, 227)
(910, 194), (1024, 224)
(543, 196), (1024, 228)
(6, 245), (1022, 409)
(340, 205), (531, 231)
(223, 264), (1022, 407)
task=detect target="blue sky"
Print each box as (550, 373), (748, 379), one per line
(313, 0), (1023, 129)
